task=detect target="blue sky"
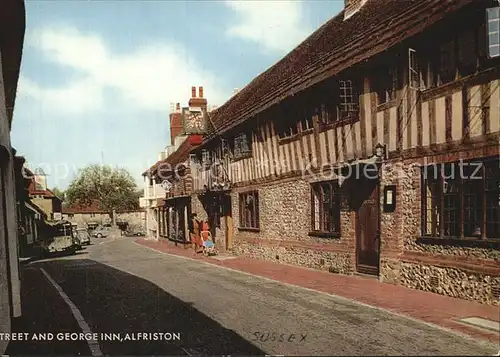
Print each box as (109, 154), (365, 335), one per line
(12, 0), (343, 190)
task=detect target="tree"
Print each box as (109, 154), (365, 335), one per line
(51, 187), (65, 201)
(65, 164), (140, 218)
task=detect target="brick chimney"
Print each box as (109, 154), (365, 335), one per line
(344, 0), (368, 20)
(169, 102), (183, 145)
(188, 85), (207, 109)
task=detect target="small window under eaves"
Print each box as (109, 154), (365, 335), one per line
(487, 7), (500, 58)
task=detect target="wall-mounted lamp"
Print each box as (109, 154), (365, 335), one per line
(383, 185), (396, 213)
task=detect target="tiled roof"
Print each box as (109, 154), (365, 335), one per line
(28, 180), (57, 198)
(204, 0), (476, 137)
(153, 137), (196, 177)
(62, 200), (105, 214)
(143, 135), (201, 177)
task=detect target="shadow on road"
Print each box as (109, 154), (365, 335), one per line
(7, 258), (266, 356)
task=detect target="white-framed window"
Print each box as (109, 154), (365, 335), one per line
(339, 80), (358, 114)
(487, 7), (500, 58)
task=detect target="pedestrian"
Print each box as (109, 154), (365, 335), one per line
(200, 219), (211, 245)
(190, 213), (201, 254)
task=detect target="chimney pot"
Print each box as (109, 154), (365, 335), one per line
(191, 86), (196, 98)
(176, 103), (180, 111)
(199, 86), (204, 98)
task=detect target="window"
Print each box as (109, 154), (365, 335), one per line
(300, 106), (314, 131)
(311, 181), (341, 235)
(376, 66), (398, 105)
(239, 191), (259, 229)
(233, 132), (252, 159)
(438, 39), (456, 84)
(457, 29), (478, 75)
(409, 49), (424, 90)
(338, 80), (359, 118)
(421, 156), (499, 239)
(487, 7), (500, 58)
(202, 149), (211, 168)
(319, 101), (336, 126)
(485, 159), (500, 237)
(276, 119), (299, 139)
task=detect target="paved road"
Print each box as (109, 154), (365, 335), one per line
(7, 234), (499, 356)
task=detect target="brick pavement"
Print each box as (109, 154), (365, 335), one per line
(136, 238), (500, 344)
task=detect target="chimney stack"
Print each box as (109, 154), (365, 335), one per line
(188, 85), (207, 110)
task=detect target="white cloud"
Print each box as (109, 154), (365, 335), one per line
(224, 0), (312, 54)
(18, 76), (104, 115)
(20, 26), (230, 116)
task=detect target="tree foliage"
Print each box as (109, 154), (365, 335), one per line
(65, 164), (140, 215)
(51, 187), (65, 201)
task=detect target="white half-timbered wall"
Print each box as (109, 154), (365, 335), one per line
(192, 75), (499, 191)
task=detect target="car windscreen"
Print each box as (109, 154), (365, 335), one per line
(78, 231), (90, 239)
(53, 225), (72, 237)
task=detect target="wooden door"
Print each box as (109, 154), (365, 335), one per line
(355, 179), (380, 276)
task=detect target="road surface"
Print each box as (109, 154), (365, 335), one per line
(6, 234), (499, 356)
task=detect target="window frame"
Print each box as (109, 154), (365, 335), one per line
(417, 8), (499, 92)
(310, 181), (341, 238)
(375, 65), (399, 106)
(487, 6), (500, 59)
(338, 79), (360, 119)
(420, 156), (499, 241)
(238, 190), (260, 230)
(232, 131), (253, 160)
(300, 105), (315, 132)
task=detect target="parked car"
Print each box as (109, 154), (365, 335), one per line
(124, 230), (146, 237)
(87, 221), (99, 231)
(76, 228), (91, 245)
(38, 220), (77, 255)
(92, 226), (111, 238)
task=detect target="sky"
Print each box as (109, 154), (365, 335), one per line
(11, 0), (344, 190)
